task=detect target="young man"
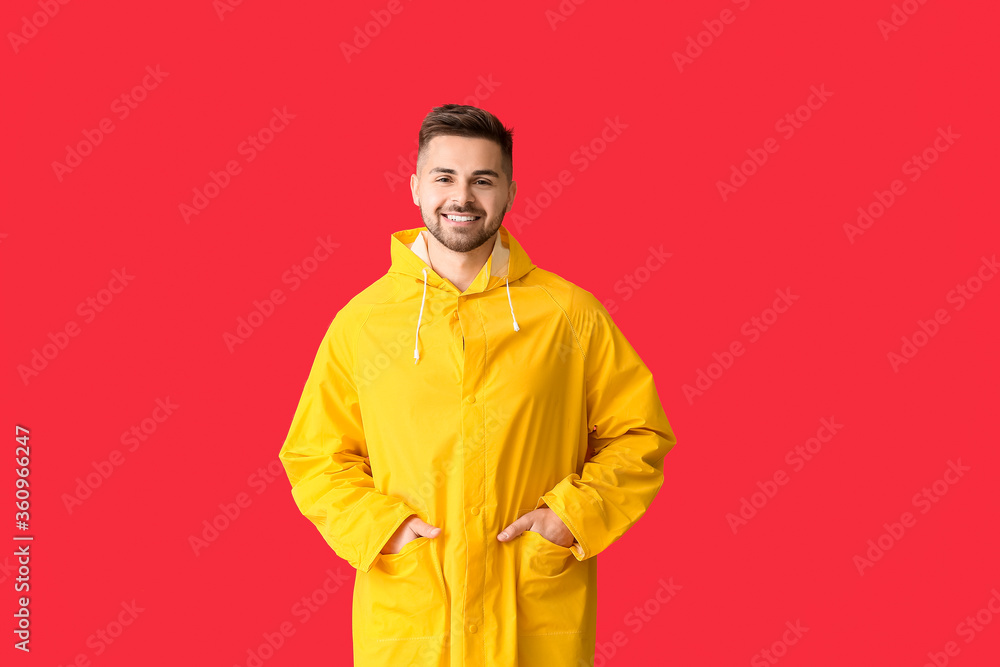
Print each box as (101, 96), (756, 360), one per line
(279, 104), (676, 667)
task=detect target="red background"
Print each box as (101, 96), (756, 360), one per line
(4, 0), (998, 665)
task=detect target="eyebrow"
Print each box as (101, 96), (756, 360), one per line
(429, 167), (500, 178)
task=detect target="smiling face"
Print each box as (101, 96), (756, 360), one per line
(410, 135), (517, 253)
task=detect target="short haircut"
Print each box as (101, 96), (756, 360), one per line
(417, 104), (514, 182)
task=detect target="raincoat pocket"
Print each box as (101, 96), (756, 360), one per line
(516, 530), (592, 636)
(361, 536), (448, 641)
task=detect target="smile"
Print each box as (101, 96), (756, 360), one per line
(442, 213), (481, 224)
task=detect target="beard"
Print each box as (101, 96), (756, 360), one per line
(419, 202), (506, 253)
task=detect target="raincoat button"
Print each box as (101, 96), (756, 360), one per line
(468, 395), (476, 404)
(468, 624), (478, 634)
(471, 507), (479, 515)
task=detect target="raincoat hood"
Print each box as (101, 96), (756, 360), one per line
(389, 225), (533, 362)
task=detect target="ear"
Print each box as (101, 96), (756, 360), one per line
(505, 180), (517, 212)
(410, 173), (420, 206)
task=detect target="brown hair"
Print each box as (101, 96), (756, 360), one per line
(417, 104), (514, 182)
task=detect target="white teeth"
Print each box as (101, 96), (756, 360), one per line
(445, 215), (477, 222)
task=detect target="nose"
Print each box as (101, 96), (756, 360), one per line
(452, 182), (476, 208)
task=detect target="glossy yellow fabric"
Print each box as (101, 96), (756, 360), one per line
(279, 224), (676, 666)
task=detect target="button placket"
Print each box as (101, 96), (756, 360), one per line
(460, 297), (487, 665)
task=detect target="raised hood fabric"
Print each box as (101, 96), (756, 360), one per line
(279, 223), (676, 667)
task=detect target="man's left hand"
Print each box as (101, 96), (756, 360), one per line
(497, 506), (574, 547)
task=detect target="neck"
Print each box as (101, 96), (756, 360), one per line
(427, 231), (497, 293)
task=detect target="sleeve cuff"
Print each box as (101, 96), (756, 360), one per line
(358, 507), (417, 573)
(535, 488), (588, 561)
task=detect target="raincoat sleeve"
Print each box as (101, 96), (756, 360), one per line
(279, 308), (418, 573)
(534, 298), (676, 561)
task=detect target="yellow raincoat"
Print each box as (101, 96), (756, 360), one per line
(279, 224), (676, 666)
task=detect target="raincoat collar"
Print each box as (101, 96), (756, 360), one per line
(389, 224), (534, 295)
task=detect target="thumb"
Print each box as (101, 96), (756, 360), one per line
(409, 517), (442, 538)
(497, 517), (526, 541)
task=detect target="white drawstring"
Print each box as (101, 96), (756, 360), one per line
(506, 276), (520, 332)
(414, 267), (428, 363)
(415, 270), (519, 364)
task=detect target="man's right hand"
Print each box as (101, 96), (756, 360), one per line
(379, 515), (441, 555)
